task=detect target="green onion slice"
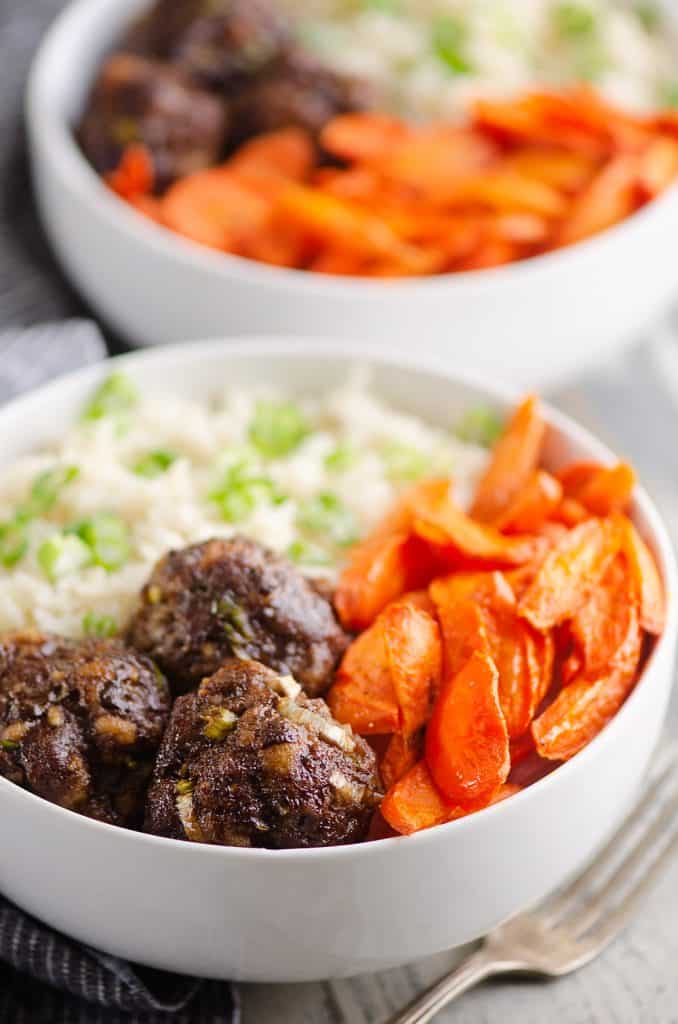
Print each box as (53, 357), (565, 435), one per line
(249, 400), (309, 458)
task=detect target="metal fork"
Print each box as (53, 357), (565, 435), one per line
(387, 743), (678, 1024)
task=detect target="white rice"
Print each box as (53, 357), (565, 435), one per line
(282, 0), (678, 119)
(0, 374), (489, 638)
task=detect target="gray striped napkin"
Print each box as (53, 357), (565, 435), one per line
(0, 322), (239, 1024)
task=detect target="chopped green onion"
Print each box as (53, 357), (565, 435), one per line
(0, 739), (19, 752)
(82, 611), (118, 638)
(81, 373), (139, 422)
(0, 521), (29, 569)
(325, 442), (358, 474)
(636, 1), (661, 32)
(364, 0), (401, 12)
(249, 400), (309, 458)
(381, 442), (430, 482)
(659, 81), (678, 108)
(287, 540), (333, 567)
(38, 534), (92, 582)
(175, 779), (194, 795)
(209, 463), (282, 524)
(133, 449), (178, 479)
(16, 465), (80, 522)
(203, 707), (238, 740)
(552, 2), (597, 39)
(432, 15), (473, 74)
(297, 492), (358, 547)
(68, 515), (131, 571)
(455, 406), (504, 447)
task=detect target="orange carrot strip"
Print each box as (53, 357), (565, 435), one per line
(532, 603), (642, 762)
(425, 650), (510, 805)
(380, 731), (423, 791)
(518, 517), (622, 631)
(382, 596), (442, 734)
(495, 470), (563, 534)
(381, 759), (519, 835)
(560, 462), (636, 516)
(413, 493), (542, 570)
(621, 518), (666, 635)
(320, 112), (413, 163)
(637, 136), (678, 199)
(471, 396), (545, 523)
(328, 624), (399, 736)
(555, 155), (640, 248)
(568, 555), (639, 679)
(229, 128), (315, 187)
(106, 143), (154, 198)
(162, 169), (270, 251)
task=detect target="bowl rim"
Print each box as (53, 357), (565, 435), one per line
(0, 335), (675, 863)
(25, 0), (678, 297)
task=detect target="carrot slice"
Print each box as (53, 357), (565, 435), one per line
(106, 143), (154, 198)
(557, 461), (601, 494)
(518, 517), (622, 631)
(568, 555), (639, 679)
(162, 169), (270, 250)
(229, 128), (315, 187)
(495, 470), (563, 533)
(637, 136), (678, 199)
(380, 731), (423, 791)
(621, 519), (666, 635)
(413, 494), (542, 570)
(320, 113), (413, 163)
(335, 531), (438, 632)
(425, 650), (510, 805)
(560, 462), (636, 516)
(328, 625), (399, 735)
(555, 155), (640, 248)
(553, 497), (589, 527)
(381, 596), (442, 734)
(471, 396), (545, 523)
(329, 594), (441, 735)
(532, 604), (642, 762)
(381, 759), (519, 835)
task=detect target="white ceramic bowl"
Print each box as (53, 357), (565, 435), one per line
(0, 338), (675, 982)
(26, 0), (678, 388)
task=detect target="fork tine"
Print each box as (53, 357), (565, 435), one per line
(578, 827), (678, 957)
(539, 743), (678, 926)
(564, 780), (678, 938)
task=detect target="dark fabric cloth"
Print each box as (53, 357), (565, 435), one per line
(0, 321), (240, 1023)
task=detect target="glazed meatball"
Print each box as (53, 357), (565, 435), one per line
(78, 53), (228, 190)
(231, 50), (374, 143)
(0, 632), (170, 827)
(123, 0), (288, 90)
(127, 537), (349, 697)
(145, 660), (381, 848)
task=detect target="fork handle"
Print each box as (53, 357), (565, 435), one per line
(385, 948), (500, 1024)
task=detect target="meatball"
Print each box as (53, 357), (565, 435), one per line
(123, 0), (288, 90)
(0, 632), (170, 827)
(78, 53), (228, 190)
(231, 50), (374, 143)
(127, 537), (349, 697)
(145, 660), (381, 848)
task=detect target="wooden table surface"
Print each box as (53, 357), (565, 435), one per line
(2, 4), (678, 1021)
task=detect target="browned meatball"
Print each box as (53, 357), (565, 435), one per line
(0, 632), (171, 827)
(123, 0), (288, 90)
(145, 660), (381, 848)
(231, 50), (374, 143)
(78, 53), (228, 190)
(126, 537), (349, 697)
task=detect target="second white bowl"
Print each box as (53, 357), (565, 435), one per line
(26, 0), (678, 387)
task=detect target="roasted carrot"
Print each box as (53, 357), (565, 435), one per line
(532, 604), (642, 762)
(425, 650), (510, 805)
(495, 470), (563, 533)
(555, 155), (640, 248)
(471, 396), (545, 523)
(381, 759), (519, 835)
(380, 731), (423, 791)
(162, 169), (270, 250)
(568, 555), (640, 679)
(106, 144), (154, 198)
(621, 519), (666, 635)
(518, 517), (622, 631)
(320, 112), (413, 163)
(558, 461), (636, 516)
